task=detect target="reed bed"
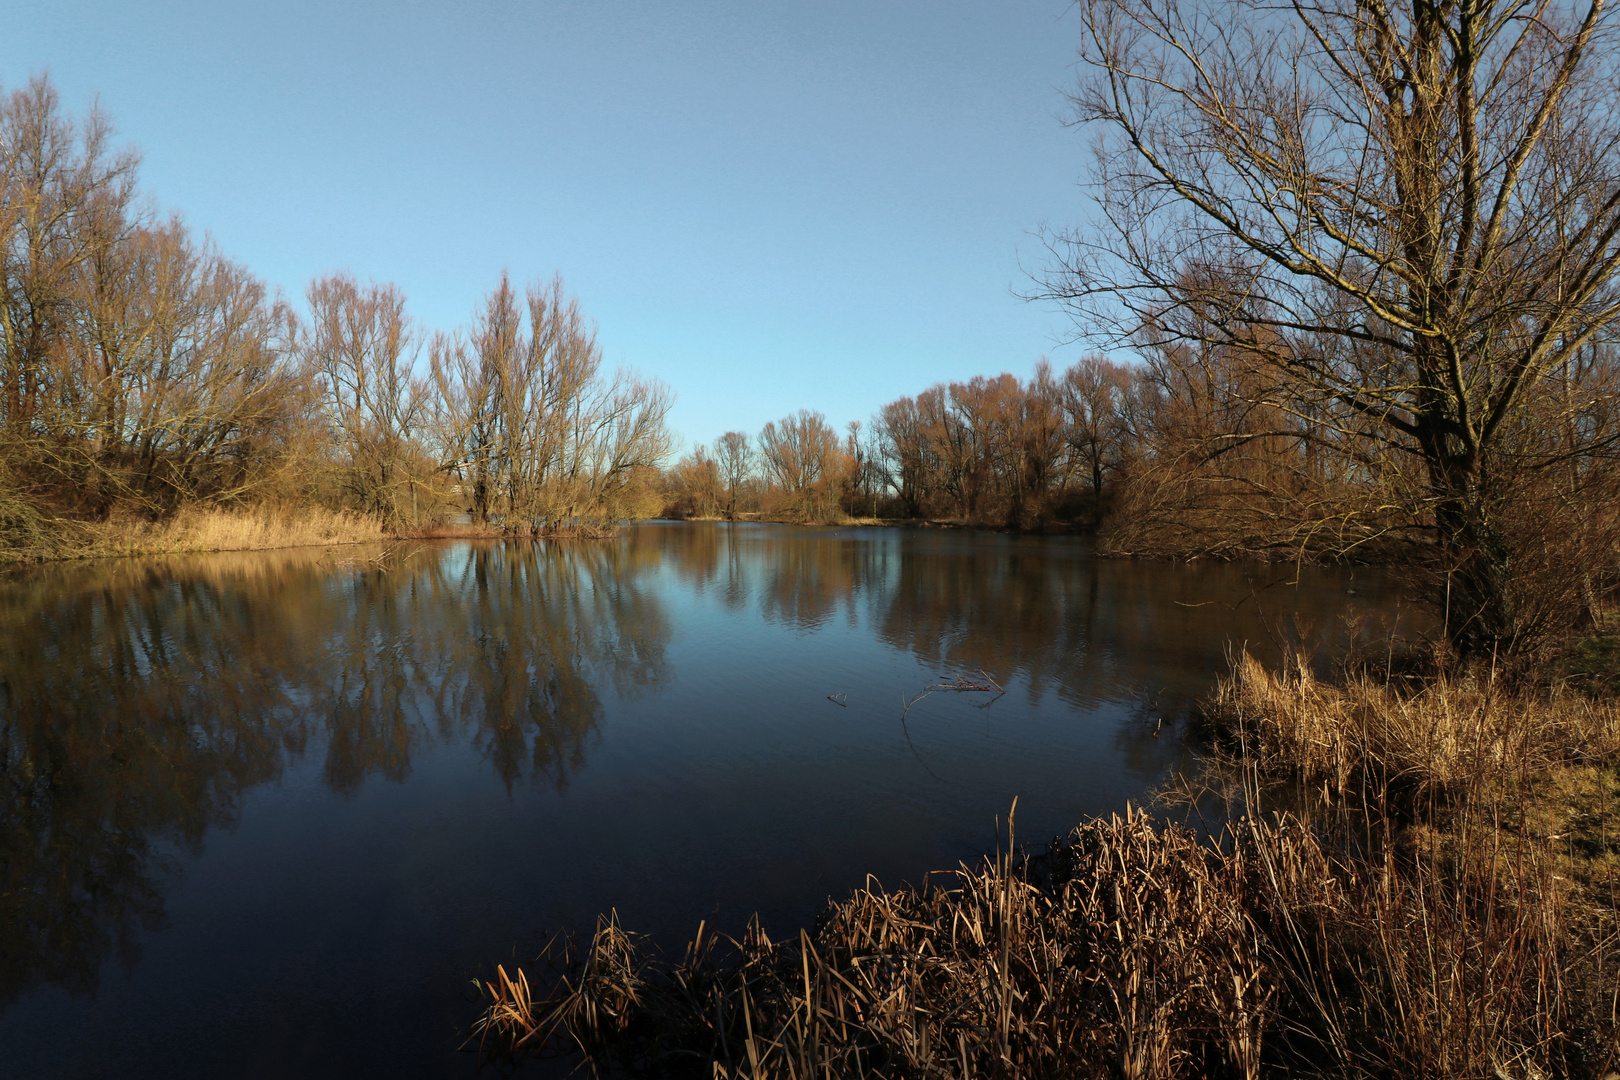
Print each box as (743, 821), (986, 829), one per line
(472, 806), (1616, 1078)
(1199, 650), (1620, 810)
(48, 503), (387, 558)
(472, 652), (1620, 1078)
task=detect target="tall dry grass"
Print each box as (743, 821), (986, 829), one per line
(471, 654), (1620, 1078)
(58, 504), (386, 558)
(1196, 652), (1620, 1078)
(1200, 650), (1620, 808)
(472, 804), (1613, 1078)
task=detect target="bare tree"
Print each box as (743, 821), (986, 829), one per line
(0, 76), (139, 445)
(1045, 0), (1620, 653)
(670, 443), (723, 518)
(122, 237), (309, 506)
(1062, 356), (1130, 497)
(1008, 360), (1068, 524)
(916, 384), (979, 519)
(0, 78), (321, 515)
(50, 216), (309, 510)
(759, 409), (845, 522)
(842, 420), (884, 518)
(714, 429), (754, 520)
(431, 328), (498, 522)
(431, 274), (673, 532)
(876, 395), (932, 516)
(305, 273), (430, 523)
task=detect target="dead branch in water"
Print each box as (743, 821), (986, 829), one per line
(900, 670), (1004, 722)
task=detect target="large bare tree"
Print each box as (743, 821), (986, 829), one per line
(1045, 0), (1620, 653)
(713, 430), (754, 519)
(305, 273), (430, 523)
(758, 409), (845, 522)
(432, 274), (673, 531)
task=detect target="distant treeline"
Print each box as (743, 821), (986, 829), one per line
(662, 359), (1132, 529)
(659, 347), (1375, 548)
(0, 76), (671, 541)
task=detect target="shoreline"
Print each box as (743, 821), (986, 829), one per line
(2, 511), (1069, 568)
(6, 507), (1405, 568)
(0, 506), (644, 566)
(658, 515), (1403, 563)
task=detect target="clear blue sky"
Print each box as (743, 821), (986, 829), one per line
(5, 1), (1092, 451)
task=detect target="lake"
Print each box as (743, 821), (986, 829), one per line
(0, 523), (1411, 1078)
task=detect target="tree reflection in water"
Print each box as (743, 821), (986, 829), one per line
(635, 522), (1396, 709)
(0, 540), (669, 1006)
(0, 525), (1402, 1016)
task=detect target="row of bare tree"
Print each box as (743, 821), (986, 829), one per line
(874, 358), (1129, 524)
(664, 410), (884, 524)
(1, 76), (671, 531)
(664, 358), (1138, 528)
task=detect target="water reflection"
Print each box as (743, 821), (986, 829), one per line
(632, 523), (1402, 708)
(0, 525), (1407, 1016)
(0, 542), (670, 1006)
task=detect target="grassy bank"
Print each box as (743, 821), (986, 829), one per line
(0, 504), (389, 563)
(470, 657), (1620, 1078)
(0, 503), (572, 564)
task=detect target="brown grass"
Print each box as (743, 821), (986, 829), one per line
(1, 502), (656, 563)
(1199, 650), (1620, 810)
(471, 653), (1620, 1079)
(52, 504), (386, 559)
(1195, 653), (1620, 1079)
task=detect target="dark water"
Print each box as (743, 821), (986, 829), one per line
(0, 523), (1411, 1078)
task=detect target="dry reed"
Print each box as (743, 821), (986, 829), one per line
(470, 643), (1620, 1078)
(473, 806), (1279, 1078)
(471, 794), (1616, 1078)
(1199, 650), (1620, 809)
(61, 504), (388, 557)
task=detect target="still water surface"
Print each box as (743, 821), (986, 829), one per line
(0, 523), (1409, 1078)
